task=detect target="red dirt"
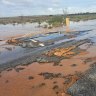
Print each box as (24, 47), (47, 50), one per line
(0, 44), (96, 96)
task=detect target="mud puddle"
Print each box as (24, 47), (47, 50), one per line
(0, 20), (96, 96)
(0, 29), (89, 65)
(0, 41), (95, 96)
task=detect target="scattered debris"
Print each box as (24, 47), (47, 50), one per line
(36, 57), (49, 63)
(7, 37), (45, 48)
(28, 76), (34, 80)
(45, 46), (76, 57)
(38, 72), (64, 79)
(53, 85), (59, 90)
(6, 68), (13, 71)
(71, 64), (77, 67)
(38, 83), (46, 87)
(53, 81), (57, 84)
(55, 91), (59, 95)
(36, 55), (61, 65)
(7, 38), (19, 44)
(32, 86), (35, 88)
(5, 80), (9, 83)
(63, 75), (79, 94)
(84, 56), (96, 64)
(4, 47), (13, 51)
(15, 67), (25, 72)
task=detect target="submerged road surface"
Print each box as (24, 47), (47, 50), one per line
(0, 20), (96, 71)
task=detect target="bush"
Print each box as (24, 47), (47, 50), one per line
(47, 16), (66, 27)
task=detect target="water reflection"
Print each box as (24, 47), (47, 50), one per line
(0, 23), (42, 40)
(0, 45), (26, 64)
(3, 46), (15, 51)
(0, 20), (96, 64)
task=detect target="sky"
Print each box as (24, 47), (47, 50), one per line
(0, 0), (96, 17)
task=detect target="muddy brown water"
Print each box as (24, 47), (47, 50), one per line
(0, 20), (96, 65)
(0, 20), (96, 96)
(0, 42), (95, 96)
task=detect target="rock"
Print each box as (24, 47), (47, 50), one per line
(36, 57), (49, 63)
(5, 80), (9, 83)
(28, 76), (34, 80)
(6, 68), (13, 71)
(53, 81), (57, 84)
(53, 85), (59, 90)
(39, 72), (64, 79)
(38, 83), (46, 87)
(67, 63), (96, 96)
(15, 67), (25, 72)
(71, 64), (77, 67)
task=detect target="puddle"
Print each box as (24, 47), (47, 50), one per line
(33, 33), (65, 42)
(0, 20), (96, 96)
(0, 20), (96, 65)
(0, 23), (43, 40)
(0, 45), (26, 64)
(90, 36), (96, 45)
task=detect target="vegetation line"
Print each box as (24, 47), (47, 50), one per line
(0, 13), (96, 26)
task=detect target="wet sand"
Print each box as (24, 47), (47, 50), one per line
(0, 42), (95, 96)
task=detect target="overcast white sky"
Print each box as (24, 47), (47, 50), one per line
(0, 0), (96, 17)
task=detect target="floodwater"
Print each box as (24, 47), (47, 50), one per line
(0, 20), (96, 64)
(33, 33), (64, 41)
(0, 20), (96, 40)
(0, 43), (95, 96)
(0, 45), (26, 64)
(0, 23), (42, 40)
(0, 20), (96, 96)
